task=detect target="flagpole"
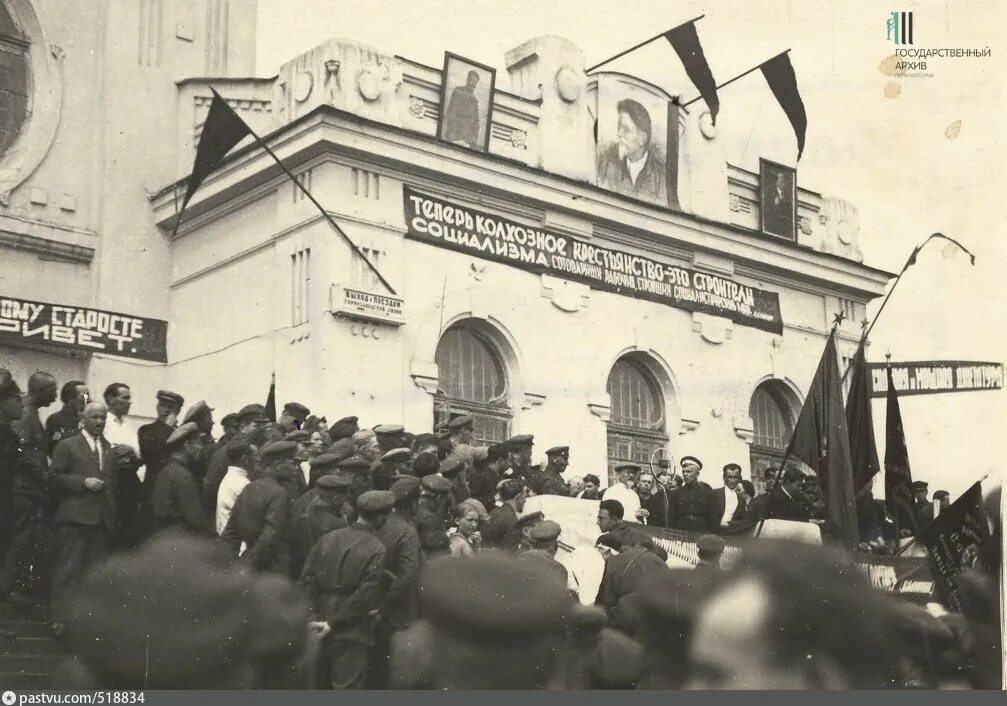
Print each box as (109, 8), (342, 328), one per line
(894, 473), (991, 556)
(680, 50), (790, 108)
(203, 90), (397, 296)
(586, 15), (705, 73)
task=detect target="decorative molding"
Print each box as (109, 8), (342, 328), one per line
(408, 96), (426, 119)
(691, 312), (733, 344)
(680, 416), (701, 434)
(205, 0), (229, 74)
(587, 402), (611, 422)
(540, 274), (589, 312)
(522, 391), (547, 410)
(733, 416), (755, 444)
(0, 229), (94, 264)
(798, 216), (813, 235)
(510, 128), (528, 150)
(138, 0), (163, 67)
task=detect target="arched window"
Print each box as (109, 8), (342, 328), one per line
(0, 3), (30, 156)
(749, 381), (797, 493)
(606, 357), (668, 484)
(434, 323), (511, 444)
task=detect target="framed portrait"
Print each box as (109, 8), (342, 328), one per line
(437, 52), (496, 153)
(759, 158), (798, 241)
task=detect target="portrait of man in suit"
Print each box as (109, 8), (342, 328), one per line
(597, 97), (668, 205)
(760, 159), (797, 240)
(438, 54), (495, 152)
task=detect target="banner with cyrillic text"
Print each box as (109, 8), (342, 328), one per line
(0, 295), (168, 363)
(403, 188), (784, 334)
(868, 361), (1003, 398)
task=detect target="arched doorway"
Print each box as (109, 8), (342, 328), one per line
(749, 380), (799, 493)
(606, 355), (669, 484)
(433, 322), (512, 445)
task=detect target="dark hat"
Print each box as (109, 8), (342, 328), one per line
(316, 474), (352, 491)
(412, 433), (440, 450)
(419, 553), (571, 639)
(284, 430), (311, 443)
(696, 534), (726, 555)
(381, 447), (412, 463)
(309, 453), (342, 472)
(0, 369), (22, 399)
(356, 490), (395, 514)
(614, 462), (641, 474)
(282, 402), (310, 420)
(259, 440), (299, 462)
(680, 456), (703, 470)
(329, 417), (359, 441)
(236, 403), (269, 424)
(421, 474), (452, 495)
(220, 413), (238, 428)
(439, 454), (466, 477)
(335, 415), (358, 426)
(528, 520), (562, 543)
(338, 455), (372, 471)
(165, 422), (202, 448)
(325, 437), (357, 462)
(486, 443), (508, 462)
(374, 424), (405, 435)
(505, 434), (534, 449)
(447, 414), (474, 431)
(391, 475), (422, 502)
(181, 401), (213, 425)
(156, 390), (185, 408)
(911, 481), (929, 490)
(545, 445), (569, 457)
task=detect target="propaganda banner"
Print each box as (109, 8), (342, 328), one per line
(869, 361), (1004, 398)
(0, 295), (168, 363)
(404, 187), (784, 334)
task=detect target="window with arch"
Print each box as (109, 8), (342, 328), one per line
(433, 323), (512, 445)
(606, 356), (668, 484)
(749, 381), (797, 493)
(0, 3), (30, 157)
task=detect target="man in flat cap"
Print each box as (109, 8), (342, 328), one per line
(530, 446), (572, 497)
(414, 475), (452, 557)
(299, 490), (395, 689)
(667, 456), (718, 533)
(376, 448), (411, 491)
(218, 413), (239, 448)
(151, 423), (213, 536)
(602, 463), (645, 522)
(221, 441), (299, 574)
(180, 400), (216, 481)
(482, 479), (527, 553)
(446, 414), (475, 451)
(201, 403), (271, 514)
(288, 473), (354, 576)
(339, 455), (374, 504)
(912, 480), (932, 530)
(504, 434), (535, 483)
(278, 402), (311, 433)
(329, 416), (359, 442)
(517, 520), (569, 591)
(694, 534), (726, 577)
(439, 454), (471, 507)
(373, 424), (406, 455)
(138, 390), (184, 521)
(46, 402), (116, 635)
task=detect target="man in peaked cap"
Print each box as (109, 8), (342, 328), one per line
(218, 413), (239, 448)
(329, 416), (359, 442)
(138, 390), (184, 519)
(220, 441), (299, 575)
(151, 423), (213, 536)
(288, 474), (354, 577)
(468, 442), (508, 513)
(414, 475), (452, 557)
(278, 402), (311, 433)
(517, 520), (569, 591)
(299, 490), (394, 690)
(200, 404), (270, 515)
(530, 445), (572, 497)
(439, 454), (471, 507)
(375, 448), (412, 491)
(668, 456), (718, 533)
(504, 434), (535, 482)
(694, 534), (726, 576)
(339, 454), (374, 501)
(446, 414), (475, 449)
(373, 424), (406, 455)
(181, 401), (217, 484)
(911, 480), (932, 529)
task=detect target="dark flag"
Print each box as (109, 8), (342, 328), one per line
(788, 330), (858, 547)
(845, 340), (881, 493)
(265, 373), (276, 423)
(884, 365), (918, 535)
(173, 88), (253, 235)
(665, 22), (719, 125)
(760, 52), (808, 159)
(919, 482), (991, 613)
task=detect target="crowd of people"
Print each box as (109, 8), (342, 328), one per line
(0, 366), (1001, 690)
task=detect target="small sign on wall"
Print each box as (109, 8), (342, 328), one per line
(330, 284), (405, 326)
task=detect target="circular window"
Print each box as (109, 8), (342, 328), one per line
(0, 3), (30, 157)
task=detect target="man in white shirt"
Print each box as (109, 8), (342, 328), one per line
(102, 383), (143, 548)
(713, 463), (749, 530)
(216, 441), (254, 535)
(601, 463), (645, 522)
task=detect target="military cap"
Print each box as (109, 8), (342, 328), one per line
(696, 534), (726, 555)
(545, 445), (569, 457)
(382, 447), (412, 463)
(357, 490), (395, 513)
(421, 474), (452, 495)
(284, 430), (311, 443)
(259, 440), (299, 462)
(220, 413), (238, 428)
(911, 481), (929, 490)
(680, 456), (703, 470)
(156, 390), (185, 408)
(528, 520), (562, 543)
(325, 437), (357, 461)
(316, 474), (352, 490)
(486, 443), (508, 462)
(329, 417), (359, 441)
(309, 453), (342, 472)
(338, 455), (372, 471)
(181, 401), (213, 425)
(447, 414), (474, 431)
(165, 422), (201, 448)
(412, 432), (440, 450)
(439, 454), (466, 477)
(283, 402), (310, 420)
(505, 434), (534, 449)
(374, 423), (405, 435)
(391, 475), (422, 502)
(335, 415), (358, 426)
(614, 462), (641, 474)
(419, 553), (571, 638)
(236, 403), (269, 423)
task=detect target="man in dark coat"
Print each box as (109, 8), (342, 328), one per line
(637, 470), (671, 528)
(711, 463), (750, 532)
(667, 457), (719, 533)
(440, 454), (470, 507)
(180, 401), (215, 481)
(767, 468), (812, 522)
(442, 70), (482, 148)
(288, 474), (353, 576)
(221, 441), (299, 574)
(46, 402), (116, 633)
(45, 380), (87, 454)
(151, 423), (213, 535)
(413, 475), (452, 557)
(468, 442), (507, 511)
(595, 532), (669, 635)
(530, 446), (571, 497)
(504, 435), (534, 483)
(482, 479), (526, 552)
(138, 390), (184, 511)
(201, 404), (271, 513)
(596, 499), (668, 561)
(299, 490), (394, 690)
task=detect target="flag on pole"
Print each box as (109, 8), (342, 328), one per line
(788, 329), (858, 547)
(173, 88), (253, 236)
(265, 373), (276, 423)
(665, 22), (719, 125)
(884, 365), (918, 535)
(760, 52), (807, 159)
(919, 482), (991, 613)
(845, 340), (881, 493)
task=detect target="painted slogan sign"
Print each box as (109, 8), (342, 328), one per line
(868, 361), (1003, 398)
(0, 295), (168, 363)
(403, 188), (784, 334)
